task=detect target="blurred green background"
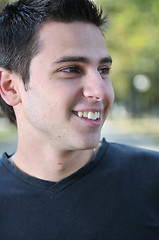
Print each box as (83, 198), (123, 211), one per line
(98, 0), (159, 117)
(0, 0), (159, 154)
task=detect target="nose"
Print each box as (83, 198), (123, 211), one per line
(83, 70), (109, 102)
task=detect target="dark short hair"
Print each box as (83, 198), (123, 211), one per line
(0, 0), (107, 125)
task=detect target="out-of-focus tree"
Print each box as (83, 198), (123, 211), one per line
(97, 0), (159, 116)
(0, 0), (16, 11)
(0, 0), (9, 11)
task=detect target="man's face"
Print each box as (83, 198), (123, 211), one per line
(18, 21), (114, 151)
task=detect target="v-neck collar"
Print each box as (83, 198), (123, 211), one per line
(1, 139), (108, 193)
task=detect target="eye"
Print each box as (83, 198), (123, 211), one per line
(61, 66), (81, 74)
(98, 66), (111, 76)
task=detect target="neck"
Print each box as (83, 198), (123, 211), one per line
(12, 141), (99, 182)
(12, 115), (101, 182)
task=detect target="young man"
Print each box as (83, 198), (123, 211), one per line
(0, 0), (159, 239)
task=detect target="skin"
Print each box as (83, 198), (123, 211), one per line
(0, 21), (114, 182)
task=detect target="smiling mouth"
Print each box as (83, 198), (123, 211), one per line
(72, 111), (100, 121)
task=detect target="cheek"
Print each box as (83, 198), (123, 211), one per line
(26, 98), (45, 126)
(106, 80), (115, 106)
(24, 91), (51, 126)
(25, 92), (67, 129)
(24, 80), (80, 124)
(110, 85), (115, 104)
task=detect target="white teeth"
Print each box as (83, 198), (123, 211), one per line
(94, 112), (98, 119)
(83, 112), (88, 118)
(76, 111), (100, 120)
(78, 112), (83, 117)
(88, 112), (93, 119)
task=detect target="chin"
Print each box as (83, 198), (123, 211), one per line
(75, 134), (101, 150)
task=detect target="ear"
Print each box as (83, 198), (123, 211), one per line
(0, 68), (21, 106)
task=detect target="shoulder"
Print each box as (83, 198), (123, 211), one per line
(101, 138), (159, 160)
(100, 139), (159, 172)
(107, 141), (159, 161)
(103, 140), (159, 177)
(0, 152), (15, 183)
(106, 139), (159, 160)
(97, 140), (159, 194)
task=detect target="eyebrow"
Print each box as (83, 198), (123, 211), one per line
(54, 55), (112, 65)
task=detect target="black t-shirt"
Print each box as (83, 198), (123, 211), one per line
(0, 139), (159, 239)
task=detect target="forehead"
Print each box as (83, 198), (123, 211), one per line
(37, 21), (109, 62)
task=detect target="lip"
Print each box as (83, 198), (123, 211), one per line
(73, 108), (104, 113)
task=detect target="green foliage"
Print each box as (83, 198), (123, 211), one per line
(0, 0), (16, 11)
(0, 0), (7, 11)
(98, 0), (159, 116)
